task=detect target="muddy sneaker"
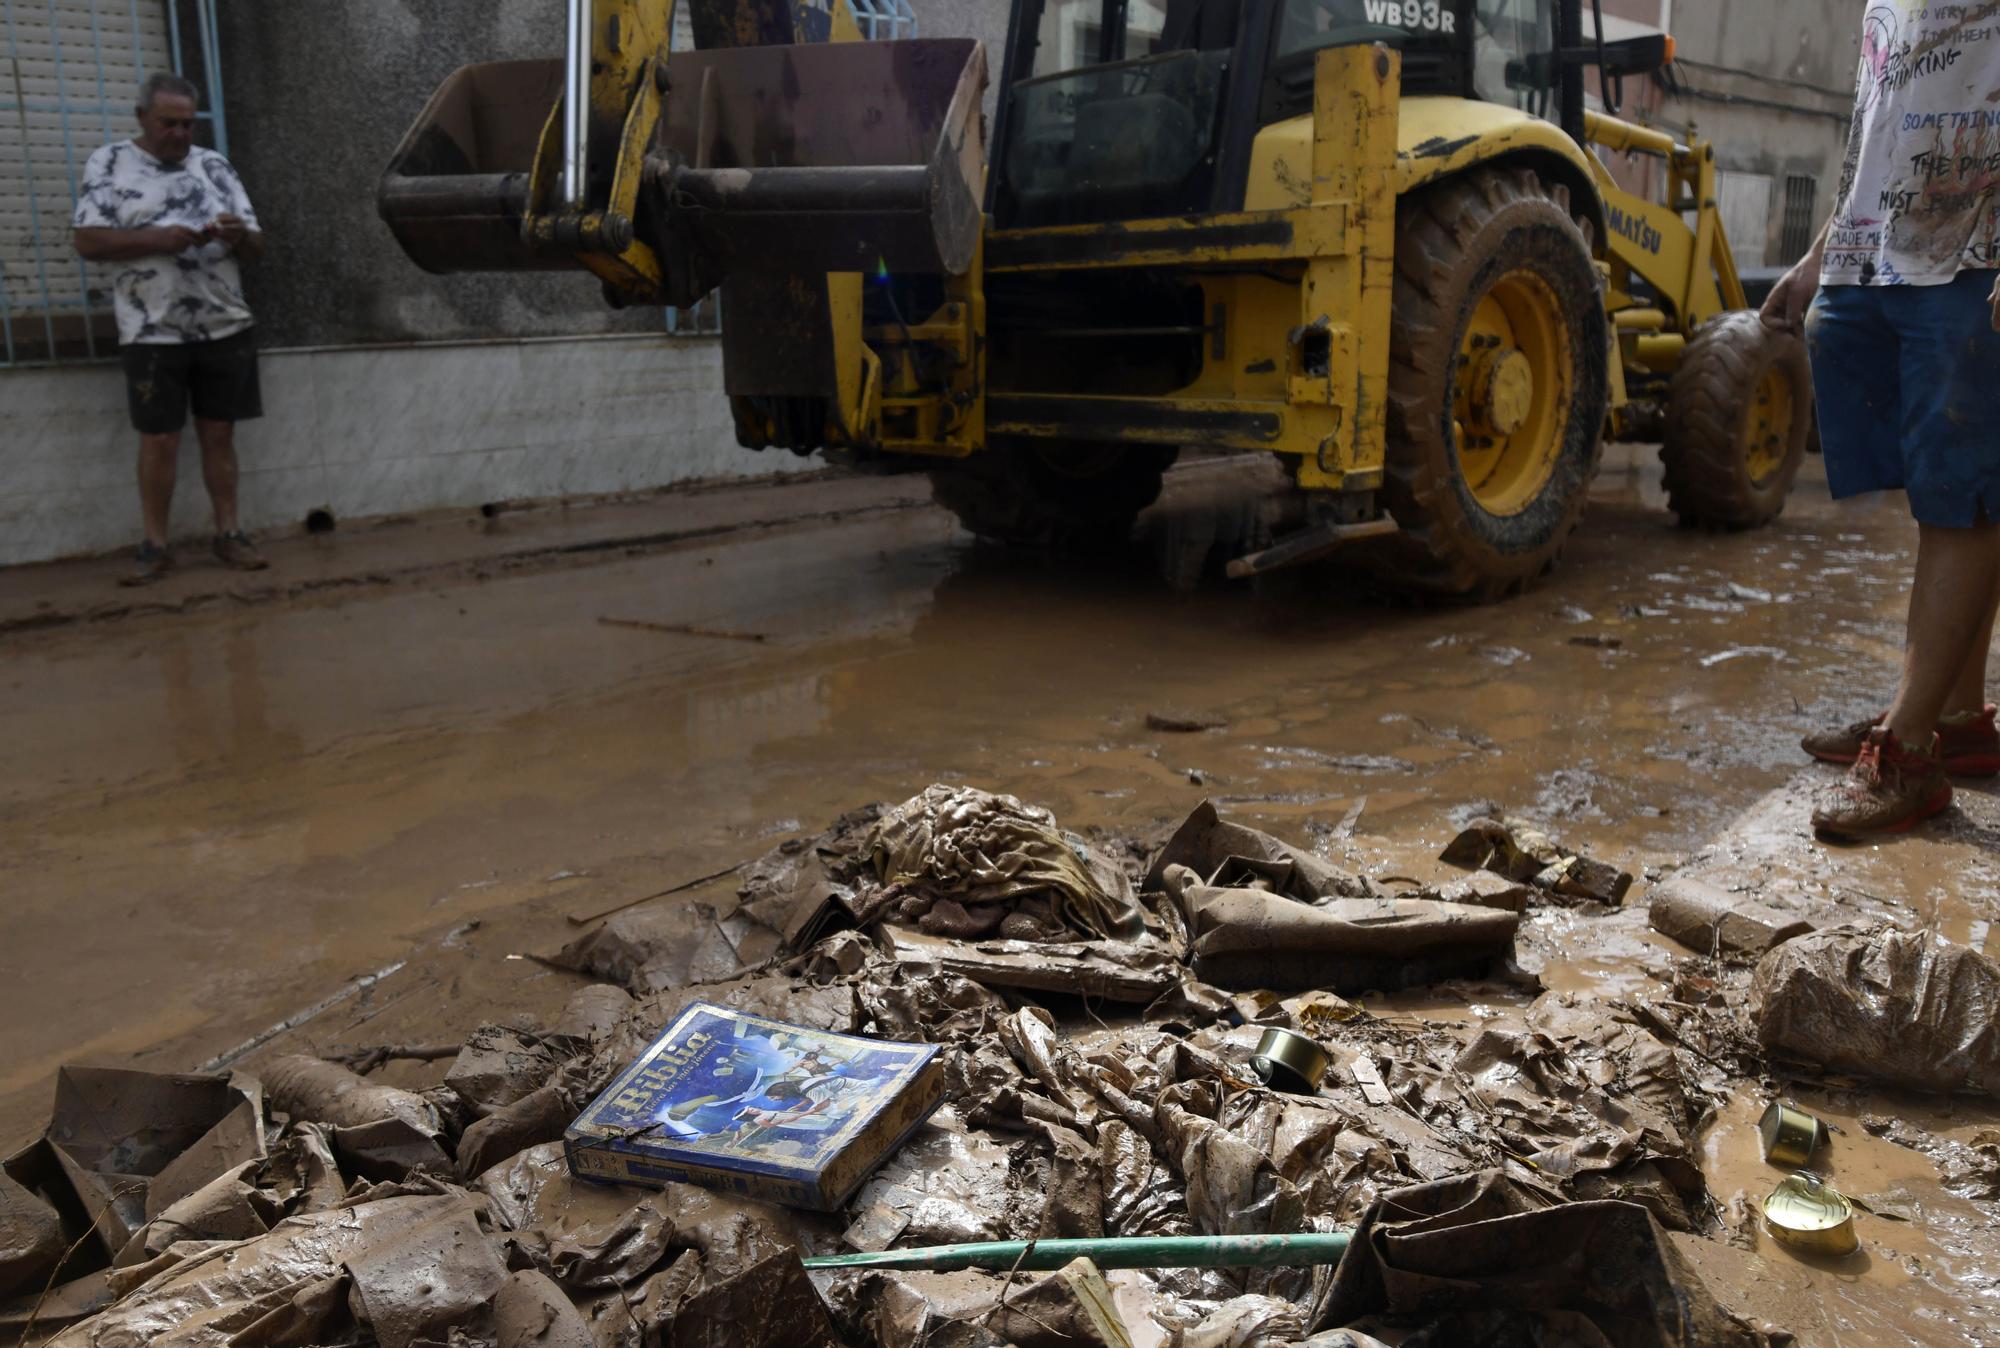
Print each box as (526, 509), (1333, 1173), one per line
(1811, 729), (1952, 840)
(1803, 706), (2000, 776)
(213, 530), (268, 571)
(116, 541), (172, 588)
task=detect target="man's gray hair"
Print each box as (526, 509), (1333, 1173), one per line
(137, 71), (199, 114)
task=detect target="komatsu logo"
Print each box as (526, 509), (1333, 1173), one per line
(1362, 0), (1456, 32)
(1605, 204), (1664, 254)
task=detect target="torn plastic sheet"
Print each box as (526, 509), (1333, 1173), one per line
(45, 1192), (496, 1348)
(257, 1056), (446, 1181)
(1753, 922), (2000, 1095)
(1312, 1170), (1772, 1346)
(33, 1067), (265, 1260)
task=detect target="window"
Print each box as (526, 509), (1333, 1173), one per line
(1780, 174), (1818, 265)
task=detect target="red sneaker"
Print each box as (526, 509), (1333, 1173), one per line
(1802, 705), (2000, 777)
(1811, 729), (1952, 840)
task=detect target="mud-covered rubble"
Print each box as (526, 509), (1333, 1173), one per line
(7, 785), (1999, 1346)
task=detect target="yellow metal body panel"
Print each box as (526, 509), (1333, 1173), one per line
(1245, 96), (1597, 213)
(1584, 111), (1746, 329)
(968, 45), (1401, 490)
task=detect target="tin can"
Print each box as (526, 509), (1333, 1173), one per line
(1758, 1102), (1830, 1167)
(1250, 1027), (1330, 1094)
(1763, 1170), (1858, 1256)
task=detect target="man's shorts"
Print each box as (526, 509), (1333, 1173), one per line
(1805, 269), (2000, 527)
(120, 328), (263, 435)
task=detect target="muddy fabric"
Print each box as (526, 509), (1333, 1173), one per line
(1144, 800), (1374, 903)
(866, 785), (1143, 940)
(1158, 864), (1519, 992)
(1314, 1170), (1768, 1347)
(666, 1249), (839, 1348)
(0, 1169), (65, 1298)
(445, 1024), (569, 1117)
(494, 1268), (595, 1348)
(1753, 922), (2000, 1094)
(555, 983), (637, 1042)
(46, 1192), (489, 1348)
(1647, 877), (1814, 958)
(553, 902), (749, 995)
(1441, 815), (1633, 905)
(258, 1056), (443, 1138)
(343, 1195), (509, 1348)
(457, 1073), (586, 1181)
(1155, 1080), (1304, 1236)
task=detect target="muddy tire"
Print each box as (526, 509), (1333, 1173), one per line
(929, 441), (1177, 550)
(1373, 168), (1610, 600)
(1661, 310), (1812, 529)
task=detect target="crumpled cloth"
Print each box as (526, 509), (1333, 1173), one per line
(866, 785), (1142, 940)
(1312, 1170), (1771, 1347)
(1753, 922), (2000, 1095)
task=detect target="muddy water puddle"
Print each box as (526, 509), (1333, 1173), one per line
(3, 449), (1995, 1339)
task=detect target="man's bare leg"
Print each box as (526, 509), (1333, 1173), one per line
(194, 416), (240, 535)
(137, 430), (179, 546)
(1942, 560), (2000, 718)
(1886, 521), (2000, 745)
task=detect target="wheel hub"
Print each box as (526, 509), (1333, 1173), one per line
(1451, 270), (1574, 518)
(1473, 348), (1535, 435)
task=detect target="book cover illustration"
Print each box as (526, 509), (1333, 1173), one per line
(566, 1000), (942, 1207)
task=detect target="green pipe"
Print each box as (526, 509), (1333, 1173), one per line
(802, 1231), (1352, 1273)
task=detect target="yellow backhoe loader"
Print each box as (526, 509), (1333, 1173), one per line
(378, 0), (1812, 598)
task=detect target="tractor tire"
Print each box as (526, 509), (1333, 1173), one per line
(1374, 167), (1610, 600)
(1660, 310), (1812, 529)
(929, 441), (1178, 551)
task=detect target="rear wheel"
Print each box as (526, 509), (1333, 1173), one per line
(1375, 168), (1610, 600)
(928, 441), (1177, 550)
(1660, 310), (1811, 528)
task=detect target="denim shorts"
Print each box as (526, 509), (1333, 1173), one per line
(1804, 269), (2000, 527)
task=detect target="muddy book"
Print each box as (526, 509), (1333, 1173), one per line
(564, 1001), (946, 1211)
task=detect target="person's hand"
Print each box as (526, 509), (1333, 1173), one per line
(149, 223), (203, 254)
(211, 212), (248, 249)
(1990, 271), (1999, 333)
(1761, 259), (1819, 334)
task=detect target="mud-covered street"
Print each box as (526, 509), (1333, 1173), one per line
(5, 450), (1999, 1343)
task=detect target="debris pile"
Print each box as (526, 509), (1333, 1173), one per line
(8, 784), (1929, 1346)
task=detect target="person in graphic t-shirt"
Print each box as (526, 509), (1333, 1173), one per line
(72, 73), (269, 587)
(1763, 2), (2000, 838)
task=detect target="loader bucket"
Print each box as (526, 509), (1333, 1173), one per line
(653, 37), (987, 277)
(378, 59), (570, 275)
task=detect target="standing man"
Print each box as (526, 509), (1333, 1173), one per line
(1763, 5), (2000, 839)
(72, 72), (269, 586)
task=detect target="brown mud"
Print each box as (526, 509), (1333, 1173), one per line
(3, 446), (1997, 1341)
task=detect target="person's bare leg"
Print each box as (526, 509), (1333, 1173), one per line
(194, 416), (239, 535)
(1885, 521), (2000, 746)
(1942, 562), (2000, 718)
(137, 431), (180, 546)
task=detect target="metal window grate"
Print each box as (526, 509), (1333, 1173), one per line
(1, 0), (226, 367)
(662, 0), (917, 337)
(1780, 173), (1818, 266)
(847, 0), (917, 41)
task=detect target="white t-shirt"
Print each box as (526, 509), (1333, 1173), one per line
(71, 140), (260, 343)
(1822, 1), (2000, 286)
